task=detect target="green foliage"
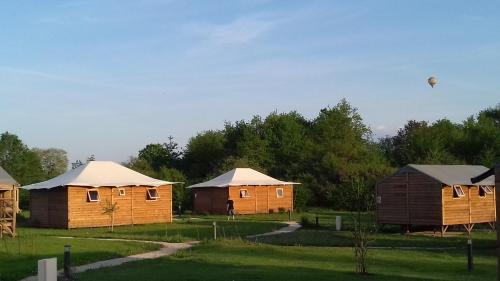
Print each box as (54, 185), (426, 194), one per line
(32, 148), (68, 179)
(183, 130), (227, 181)
(382, 104), (500, 167)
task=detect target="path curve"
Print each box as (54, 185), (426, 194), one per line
(246, 221), (301, 238)
(19, 238), (197, 281)
(19, 221), (300, 281)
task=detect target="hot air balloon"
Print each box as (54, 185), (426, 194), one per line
(428, 76), (437, 88)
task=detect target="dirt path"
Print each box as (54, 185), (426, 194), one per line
(246, 221), (301, 238)
(19, 238), (197, 281)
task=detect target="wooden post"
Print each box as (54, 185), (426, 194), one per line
(110, 187), (114, 231)
(170, 185), (173, 223)
(267, 186), (270, 213)
(406, 172), (410, 232)
(468, 186), (472, 231)
(12, 185), (16, 237)
(131, 187), (134, 226)
(495, 166), (500, 281)
(441, 186), (445, 238)
(254, 186), (257, 213)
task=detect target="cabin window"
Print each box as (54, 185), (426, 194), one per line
(376, 196), (382, 204)
(118, 188), (126, 197)
(87, 189), (100, 202)
(276, 188), (284, 198)
(147, 188), (160, 200)
(240, 189), (250, 198)
(479, 185), (493, 197)
(452, 185), (465, 199)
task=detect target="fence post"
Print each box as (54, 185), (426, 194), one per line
(213, 221), (217, 240)
(64, 245), (71, 280)
(315, 215), (319, 227)
(288, 209), (292, 221)
(336, 216), (342, 231)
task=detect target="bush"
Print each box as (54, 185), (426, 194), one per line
(300, 216), (314, 227)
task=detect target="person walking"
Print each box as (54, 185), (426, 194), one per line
(227, 198), (235, 220)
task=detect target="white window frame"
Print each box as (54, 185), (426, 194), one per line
(479, 185), (493, 197)
(87, 189), (100, 202)
(118, 188), (126, 197)
(147, 188), (160, 200)
(240, 189), (250, 198)
(452, 185), (465, 199)
(276, 188), (284, 198)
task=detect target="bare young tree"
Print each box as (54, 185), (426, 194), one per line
(350, 178), (376, 275)
(102, 199), (119, 232)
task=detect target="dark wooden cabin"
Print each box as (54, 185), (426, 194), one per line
(376, 164), (495, 234)
(0, 167), (18, 237)
(188, 168), (298, 215)
(23, 161), (175, 229)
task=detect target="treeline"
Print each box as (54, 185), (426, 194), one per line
(0, 133), (68, 207)
(1, 100), (498, 211)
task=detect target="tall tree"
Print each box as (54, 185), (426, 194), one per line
(0, 132), (44, 185)
(32, 148), (69, 179)
(138, 136), (181, 171)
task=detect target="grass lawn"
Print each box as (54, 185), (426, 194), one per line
(254, 228), (497, 249)
(0, 213), (283, 281)
(19, 219), (284, 242)
(76, 239), (496, 281)
(0, 232), (160, 281)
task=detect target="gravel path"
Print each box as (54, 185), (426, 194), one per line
(246, 221), (301, 238)
(19, 238), (197, 281)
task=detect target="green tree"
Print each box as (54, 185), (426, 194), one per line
(0, 132), (45, 208)
(183, 130), (227, 181)
(32, 148), (68, 179)
(138, 136), (182, 171)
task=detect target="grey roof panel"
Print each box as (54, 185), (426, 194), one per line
(0, 166), (18, 185)
(407, 164), (494, 186)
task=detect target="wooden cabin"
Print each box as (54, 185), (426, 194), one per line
(0, 167), (18, 237)
(23, 161), (175, 229)
(376, 164), (495, 235)
(188, 168), (299, 215)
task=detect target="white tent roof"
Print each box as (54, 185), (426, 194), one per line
(187, 168), (300, 188)
(22, 161), (175, 190)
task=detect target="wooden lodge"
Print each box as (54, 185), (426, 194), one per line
(376, 164), (496, 235)
(188, 168), (299, 215)
(0, 166), (18, 237)
(22, 161), (176, 229)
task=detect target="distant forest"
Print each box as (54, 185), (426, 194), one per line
(1, 99), (499, 210)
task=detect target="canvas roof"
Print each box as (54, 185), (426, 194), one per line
(187, 168), (300, 188)
(22, 161), (175, 190)
(405, 164), (494, 186)
(0, 166), (18, 185)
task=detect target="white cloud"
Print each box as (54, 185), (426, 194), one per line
(184, 15), (279, 46)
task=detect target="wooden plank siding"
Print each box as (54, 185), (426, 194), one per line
(192, 185), (293, 215)
(377, 171), (441, 226)
(377, 168), (496, 228)
(30, 187), (68, 228)
(442, 185), (495, 225)
(192, 187), (228, 214)
(30, 185), (172, 229)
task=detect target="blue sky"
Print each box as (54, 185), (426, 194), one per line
(1, 1), (499, 163)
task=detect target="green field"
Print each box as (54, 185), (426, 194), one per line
(76, 239), (495, 281)
(3, 210), (497, 281)
(0, 234), (160, 281)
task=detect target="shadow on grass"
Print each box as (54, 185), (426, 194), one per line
(74, 240), (496, 281)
